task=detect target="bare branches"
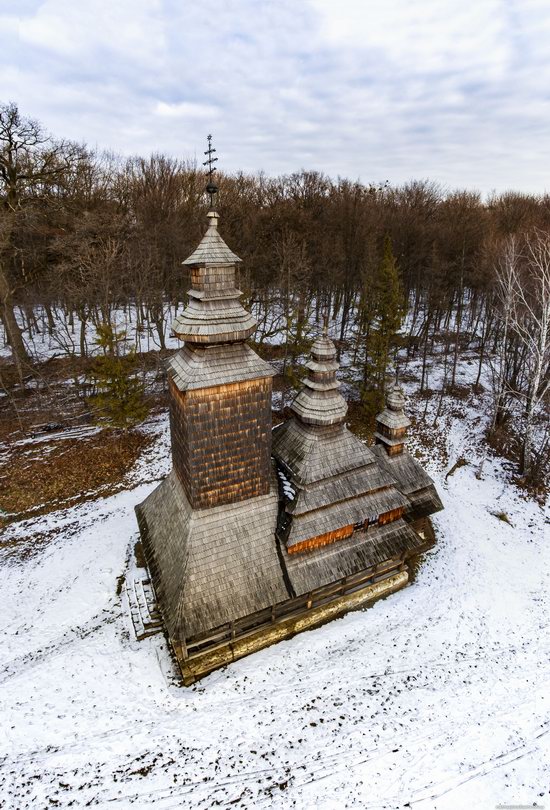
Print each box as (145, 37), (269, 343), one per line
(0, 100), (82, 210)
(493, 232), (550, 476)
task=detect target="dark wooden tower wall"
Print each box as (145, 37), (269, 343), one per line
(170, 377), (272, 509)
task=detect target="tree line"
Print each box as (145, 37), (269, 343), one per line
(1, 102), (549, 483)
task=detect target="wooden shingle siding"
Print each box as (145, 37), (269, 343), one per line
(376, 423), (407, 441)
(286, 485), (408, 546)
(182, 212), (242, 267)
(183, 560), (408, 657)
(281, 519), (424, 596)
(287, 468), (397, 516)
(135, 211), (443, 683)
(136, 466), (289, 640)
(371, 444), (442, 497)
(272, 419), (377, 486)
(170, 377), (272, 509)
(403, 486), (444, 520)
(168, 343), (274, 392)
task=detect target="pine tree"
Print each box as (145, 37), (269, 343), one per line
(361, 236), (405, 424)
(88, 323), (149, 430)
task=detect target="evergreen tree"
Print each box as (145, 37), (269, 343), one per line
(361, 236), (405, 423)
(88, 323), (148, 430)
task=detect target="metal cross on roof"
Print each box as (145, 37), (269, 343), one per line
(203, 134), (219, 208)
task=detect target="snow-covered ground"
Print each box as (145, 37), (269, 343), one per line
(1, 365), (549, 809)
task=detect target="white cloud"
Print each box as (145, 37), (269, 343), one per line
(311, 0), (511, 75)
(155, 101), (220, 119)
(1, 0), (550, 194)
(17, 0), (166, 62)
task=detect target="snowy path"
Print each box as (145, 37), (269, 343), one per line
(1, 410), (549, 808)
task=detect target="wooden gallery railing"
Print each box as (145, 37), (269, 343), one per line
(182, 555), (407, 659)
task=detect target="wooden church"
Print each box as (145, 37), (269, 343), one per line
(136, 186), (442, 685)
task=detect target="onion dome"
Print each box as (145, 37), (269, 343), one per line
(172, 211), (257, 344)
(291, 333), (348, 426)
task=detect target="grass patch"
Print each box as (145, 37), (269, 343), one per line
(0, 429), (153, 527)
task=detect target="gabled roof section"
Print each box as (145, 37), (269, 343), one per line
(371, 444), (435, 495)
(287, 464), (398, 516)
(286, 487), (409, 547)
(182, 211), (242, 267)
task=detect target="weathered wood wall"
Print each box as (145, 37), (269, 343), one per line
(170, 376), (272, 509)
(379, 506), (405, 524)
(287, 524), (355, 554)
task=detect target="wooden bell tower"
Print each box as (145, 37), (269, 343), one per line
(168, 209), (274, 509)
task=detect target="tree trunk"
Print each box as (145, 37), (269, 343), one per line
(0, 264), (29, 381)
(45, 303), (55, 336)
(520, 398), (535, 477)
(451, 261), (464, 389)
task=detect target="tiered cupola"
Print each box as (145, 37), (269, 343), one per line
(171, 211), (257, 344)
(374, 384), (411, 456)
(136, 145), (288, 666)
(290, 330), (347, 426)
(371, 385), (444, 522)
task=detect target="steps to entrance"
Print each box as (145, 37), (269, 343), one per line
(125, 576), (163, 641)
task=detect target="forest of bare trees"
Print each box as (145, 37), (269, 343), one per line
(1, 102), (549, 486)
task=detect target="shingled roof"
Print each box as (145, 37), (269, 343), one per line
(136, 195), (443, 677)
(172, 210), (257, 344)
(280, 519), (424, 595)
(168, 343), (274, 392)
(372, 384), (444, 520)
(136, 466), (289, 640)
(371, 445), (444, 519)
(273, 419), (376, 486)
(290, 333), (348, 426)
(273, 332), (412, 553)
(182, 211), (242, 266)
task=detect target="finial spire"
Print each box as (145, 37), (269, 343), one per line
(203, 134), (219, 209)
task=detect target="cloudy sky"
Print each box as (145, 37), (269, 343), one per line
(2, 0), (550, 194)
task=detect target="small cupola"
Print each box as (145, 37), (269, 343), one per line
(374, 384), (411, 456)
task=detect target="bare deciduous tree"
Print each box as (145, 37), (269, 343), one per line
(0, 101), (81, 378)
(513, 232), (550, 476)
(494, 232), (550, 477)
